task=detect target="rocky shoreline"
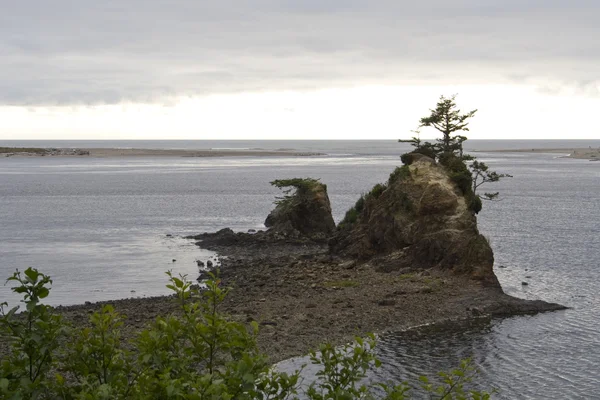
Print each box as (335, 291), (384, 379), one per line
(16, 229), (565, 365)
(0, 156), (568, 364)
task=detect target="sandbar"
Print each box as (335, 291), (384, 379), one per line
(474, 147), (600, 160)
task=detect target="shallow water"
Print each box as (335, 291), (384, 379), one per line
(1, 140), (599, 398)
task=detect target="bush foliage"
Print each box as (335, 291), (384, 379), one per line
(270, 178), (323, 209)
(338, 165), (415, 229)
(1, 268), (494, 399)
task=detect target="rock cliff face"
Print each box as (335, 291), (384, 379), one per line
(330, 157), (500, 287)
(265, 179), (336, 240)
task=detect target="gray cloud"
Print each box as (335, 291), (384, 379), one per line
(1, 0), (599, 105)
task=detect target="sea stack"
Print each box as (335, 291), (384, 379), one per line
(330, 156), (500, 287)
(264, 178), (336, 241)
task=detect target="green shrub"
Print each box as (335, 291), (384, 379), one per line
(368, 183), (387, 199)
(449, 171), (472, 194)
(339, 194), (366, 228)
(0, 268), (64, 398)
(467, 193), (483, 214)
(388, 165), (411, 185)
(439, 153), (485, 215)
(400, 152), (412, 165)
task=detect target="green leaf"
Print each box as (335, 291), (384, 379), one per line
(38, 287), (50, 299)
(24, 267), (39, 283)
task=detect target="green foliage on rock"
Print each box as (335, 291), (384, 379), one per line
(1, 268), (495, 399)
(339, 165), (416, 229)
(388, 166), (411, 186)
(339, 180), (390, 229)
(339, 195), (366, 228)
(270, 178), (323, 208)
(369, 183), (387, 200)
(400, 95), (512, 213)
(0, 268), (64, 397)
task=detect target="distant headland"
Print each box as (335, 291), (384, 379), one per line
(0, 147), (326, 158)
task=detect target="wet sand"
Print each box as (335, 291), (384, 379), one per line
(84, 148), (327, 157)
(476, 148), (600, 160)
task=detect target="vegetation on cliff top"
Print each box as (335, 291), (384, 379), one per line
(338, 164), (415, 229)
(1, 268), (494, 399)
(400, 95), (512, 212)
(270, 178), (323, 208)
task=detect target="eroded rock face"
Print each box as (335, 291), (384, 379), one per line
(265, 181), (336, 240)
(330, 158), (499, 287)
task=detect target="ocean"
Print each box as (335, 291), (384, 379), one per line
(1, 140), (599, 398)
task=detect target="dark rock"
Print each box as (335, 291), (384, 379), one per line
(172, 259), (176, 262)
(196, 260), (204, 267)
(377, 299), (396, 306)
(469, 307), (483, 316)
(248, 229), (257, 233)
(522, 281), (529, 286)
(260, 321), (278, 326)
(206, 260), (213, 268)
(483, 296), (567, 316)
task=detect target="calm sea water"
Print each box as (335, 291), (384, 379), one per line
(1, 140), (599, 398)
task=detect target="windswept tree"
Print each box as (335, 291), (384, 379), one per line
(470, 160), (513, 201)
(419, 94), (477, 155)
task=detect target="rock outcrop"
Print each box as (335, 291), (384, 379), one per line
(264, 178), (336, 240)
(330, 157), (500, 287)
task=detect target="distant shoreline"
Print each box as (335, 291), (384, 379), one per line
(0, 147), (327, 158)
(474, 147), (600, 160)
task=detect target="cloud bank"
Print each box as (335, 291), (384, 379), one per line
(2, 0), (599, 105)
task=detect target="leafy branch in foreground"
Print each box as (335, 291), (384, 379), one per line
(0, 268), (496, 399)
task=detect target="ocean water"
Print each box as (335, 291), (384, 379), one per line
(1, 140), (599, 398)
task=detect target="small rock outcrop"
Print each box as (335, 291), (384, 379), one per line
(330, 157), (500, 287)
(264, 178), (336, 240)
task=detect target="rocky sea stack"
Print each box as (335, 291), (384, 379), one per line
(331, 156), (499, 287)
(264, 178), (336, 241)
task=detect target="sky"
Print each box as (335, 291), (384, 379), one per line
(1, 0), (599, 140)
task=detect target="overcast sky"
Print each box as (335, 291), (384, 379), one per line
(1, 0), (599, 140)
